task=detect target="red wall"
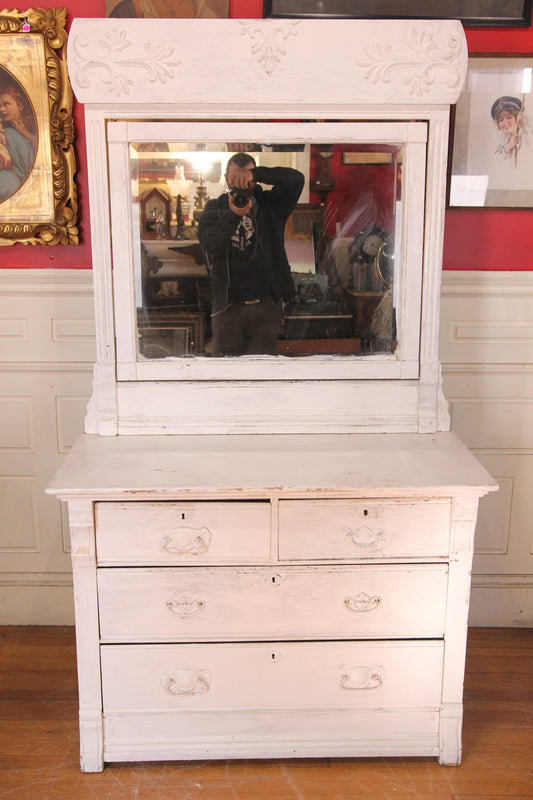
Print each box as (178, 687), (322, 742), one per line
(2, 0), (531, 270)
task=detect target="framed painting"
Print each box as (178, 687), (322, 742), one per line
(0, 8), (77, 245)
(448, 56), (533, 208)
(105, 0), (229, 18)
(264, 1), (533, 26)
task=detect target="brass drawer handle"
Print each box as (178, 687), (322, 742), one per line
(344, 592), (382, 613)
(159, 526), (211, 555)
(164, 669), (211, 696)
(340, 665), (385, 691)
(165, 594), (206, 619)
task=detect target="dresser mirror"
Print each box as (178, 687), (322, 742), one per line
(109, 121), (426, 382)
(68, 17), (466, 433)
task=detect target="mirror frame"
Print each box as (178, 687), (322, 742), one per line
(109, 120), (426, 383)
(66, 17), (467, 435)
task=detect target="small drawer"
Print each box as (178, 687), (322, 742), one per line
(97, 564), (448, 643)
(101, 640), (444, 713)
(279, 499), (451, 560)
(95, 501), (271, 565)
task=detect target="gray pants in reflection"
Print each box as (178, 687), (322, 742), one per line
(212, 298), (283, 356)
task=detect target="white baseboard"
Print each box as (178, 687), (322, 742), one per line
(469, 576), (533, 628)
(0, 573), (74, 624)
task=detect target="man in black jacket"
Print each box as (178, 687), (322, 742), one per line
(198, 152), (304, 356)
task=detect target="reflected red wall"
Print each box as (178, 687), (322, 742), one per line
(309, 146), (399, 240)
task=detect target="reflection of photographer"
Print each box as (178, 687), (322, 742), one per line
(198, 152), (304, 356)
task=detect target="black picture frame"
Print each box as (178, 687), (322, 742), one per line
(263, 1), (533, 27)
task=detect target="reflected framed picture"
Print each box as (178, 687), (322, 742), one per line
(285, 203), (322, 241)
(264, 1), (533, 26)
(0, 8), (78, 245)
(448, 56), (533, 208)
(342, 152), (394, 165)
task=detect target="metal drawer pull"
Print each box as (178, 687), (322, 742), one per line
(165, 594), (206, 618)
(344, 592), (382, 613)
(164, 669), (211, 696)
(345, 526), (384, 548)
(159, 526), (212, 555)
(340, 665), (385, 691)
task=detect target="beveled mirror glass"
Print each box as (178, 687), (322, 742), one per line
(108, 121), (426, 382)
(130, 141), (400, 360)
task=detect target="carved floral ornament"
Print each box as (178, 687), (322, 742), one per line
(68, 19), (463, 95)
(71, 27), (181, 97)
(68, 20), (300, 93)
(238, 19), (299, 76)
(357, 29), (464, 97)
(0, 8), (78, 245)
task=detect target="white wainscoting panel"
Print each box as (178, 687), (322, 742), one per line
(0, 270), (95, 624)
(0, 269), (531, 626)
(440, 271), (533, 627)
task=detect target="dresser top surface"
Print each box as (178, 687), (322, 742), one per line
(47, 432), (496, 501)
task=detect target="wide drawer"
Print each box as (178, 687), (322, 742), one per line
(97, 564), (448, 642)
(100, 640), (444, 713)
(95, 501), (271, 565)
(279, 499), (451, 560)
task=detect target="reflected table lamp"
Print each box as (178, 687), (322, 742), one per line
(167, 165), (193, 239)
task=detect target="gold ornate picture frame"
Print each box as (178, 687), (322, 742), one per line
(0, 8), (77, 245)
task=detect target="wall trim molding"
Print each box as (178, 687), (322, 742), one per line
(0, 268), (93, 296)
(0, 572), (73, 587)
(443, 364), (533, 374)
(471, 574), (533, 589)
(441, 270), (533, 298)
(0, 363), (94, 373)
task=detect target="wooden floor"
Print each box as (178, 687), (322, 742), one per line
(0, 626), (532, 800)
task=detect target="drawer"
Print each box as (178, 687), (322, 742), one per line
(98, 564), (448, 642)
(95, 501), (271, 565)
(101, 640), (444, 713)
(279, 499), (451, 560)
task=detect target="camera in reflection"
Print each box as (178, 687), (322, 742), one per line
(229, 187), (251, 208)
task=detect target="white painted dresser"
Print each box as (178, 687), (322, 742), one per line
(48, 18), (497, 770)
(48, 432), (495, 770)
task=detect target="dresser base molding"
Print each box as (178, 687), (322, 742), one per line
(80, 707), (466, 772)
(79, 716), (104, 774)
(101, 709), (443, 766)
